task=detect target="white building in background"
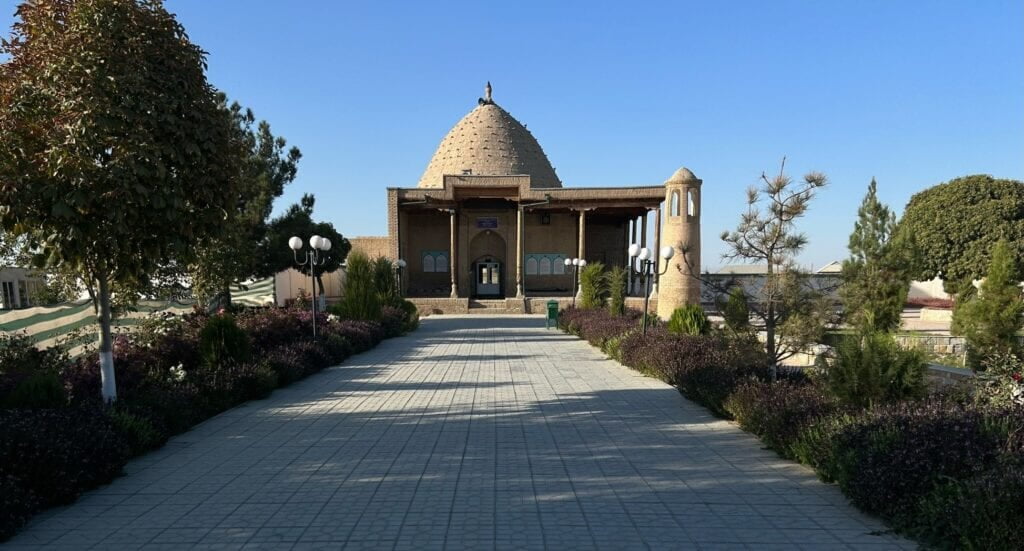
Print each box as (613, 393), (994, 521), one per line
(0, 267), (43, 310)
(273, 268), (345, 307)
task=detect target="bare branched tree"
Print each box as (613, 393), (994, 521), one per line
(681, 158), (835, 379)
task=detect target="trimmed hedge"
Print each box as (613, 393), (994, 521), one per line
(1, 303), (415, 541)
(725, 379), (839, 458)
(0, 406), (130, 508)
(558, 305), (1024, 550)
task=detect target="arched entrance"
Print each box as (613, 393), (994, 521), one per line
(468, 230), (506, 298)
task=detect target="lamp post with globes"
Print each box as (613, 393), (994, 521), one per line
(563, 257), (587, 308)
(394, 259), (407, 297)
(289, 235), (332, 338)
(628, 243), (674, 335)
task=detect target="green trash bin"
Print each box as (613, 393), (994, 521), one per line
(546, 300), (559, 329)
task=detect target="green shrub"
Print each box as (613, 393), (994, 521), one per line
(322, 334), (353, 364)
(719, 286), (751, 335)
(579, 262), (606, 309)
(0, 333), (69, 408)
(398, 299), (420, 332)
(334, 251), (382, 321)
(0, 407), (130, 509)
(195, 361), (278, 412)
(380, 306), (407, 338)
(802, 400), (1019, 525)
(0, 474), (38, 542)
(667, 303), (711, 336)
(724, 380), (838, 458)
(198, 314), (250, 368)
(605, 266), (627, 316)
(823, 332), (927, 408)
(952, 240), (1024, 369)
(372, 256), (399, 305)
(1, 370), (65, 409)
(916, 460), (1024, 550)
(109, 408), (163, 456)
(790, 410), (860, 478)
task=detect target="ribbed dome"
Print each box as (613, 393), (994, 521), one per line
(417, 98), (561, 189)
(665, 167), (699, 185)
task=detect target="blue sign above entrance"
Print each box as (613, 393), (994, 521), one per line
(476, 217), (498, 229)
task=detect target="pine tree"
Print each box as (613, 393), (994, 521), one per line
(952, 240), (1024, 368)
(841, 179), (916, 333)
(718, 158), (831, 379)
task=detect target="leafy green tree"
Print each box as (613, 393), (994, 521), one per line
(605, 266), (627, 316)
(189, 99), (301, 306)
(333, 251), (381, 321)
(841, 179), (917, 333)
(951, 240), (1024, 368)
(579, 262), (607, 309)
(896, 175), (1024, 291)
(260, 194), (350, 296)
(667, 304), (711, 336)
(0, 0), (242, 401)
(716, 159), (832, 379)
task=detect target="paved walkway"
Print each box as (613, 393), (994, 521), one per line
(7, 316), (914, 550)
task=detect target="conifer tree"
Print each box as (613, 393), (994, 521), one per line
(841, 179), (916, 333)
(717, 159), (832, 379)
(952, 240), (1024, 367)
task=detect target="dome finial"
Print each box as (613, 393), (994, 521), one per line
(485, 81), (492, 103)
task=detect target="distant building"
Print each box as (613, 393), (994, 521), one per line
(0, 267), (43, 310)
(356, 83), (703, 316)
(702, 263), (843, 306)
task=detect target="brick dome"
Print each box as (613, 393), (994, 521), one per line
(417, 90), (561, 189)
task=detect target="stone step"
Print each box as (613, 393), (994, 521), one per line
(469, 299), (506, 307)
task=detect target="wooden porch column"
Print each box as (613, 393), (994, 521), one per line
(629, 217), (637, 294)
(651, 206), (662, 297)
(449, 209), (458, 298)
(516, 207), (524, 297)
(576, 209), (587, 299)
(640, 211), (648, 297)
(577, 209), (587, 260)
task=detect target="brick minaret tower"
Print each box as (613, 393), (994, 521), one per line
(656, 167), (702, 319)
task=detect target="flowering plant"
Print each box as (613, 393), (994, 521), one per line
(168, 363), (187, 383)
(978, 352), (1024, 407)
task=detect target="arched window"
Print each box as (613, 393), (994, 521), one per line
(687, 189), (696, 217)
(526, 256), (538, 275)
(539, 257), (552, 275)
(422, 254), (435, 273)
(670, 190), (681, 217)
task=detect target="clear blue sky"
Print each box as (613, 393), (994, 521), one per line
(3, 1), (1022, 270)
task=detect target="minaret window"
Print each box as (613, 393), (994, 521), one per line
(687, 190), (696, 218)
(670, 191), (681, 217)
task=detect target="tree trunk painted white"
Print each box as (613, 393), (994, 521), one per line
(97, 277), (117, 401)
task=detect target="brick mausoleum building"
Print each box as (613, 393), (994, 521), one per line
(352, 84), (701, 317)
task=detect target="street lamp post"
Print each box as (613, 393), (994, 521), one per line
(394, 258), (407, 297)
(628, 243), (674, 336)
(563, 257), (587, 308)
(289, 234), (332, 338)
